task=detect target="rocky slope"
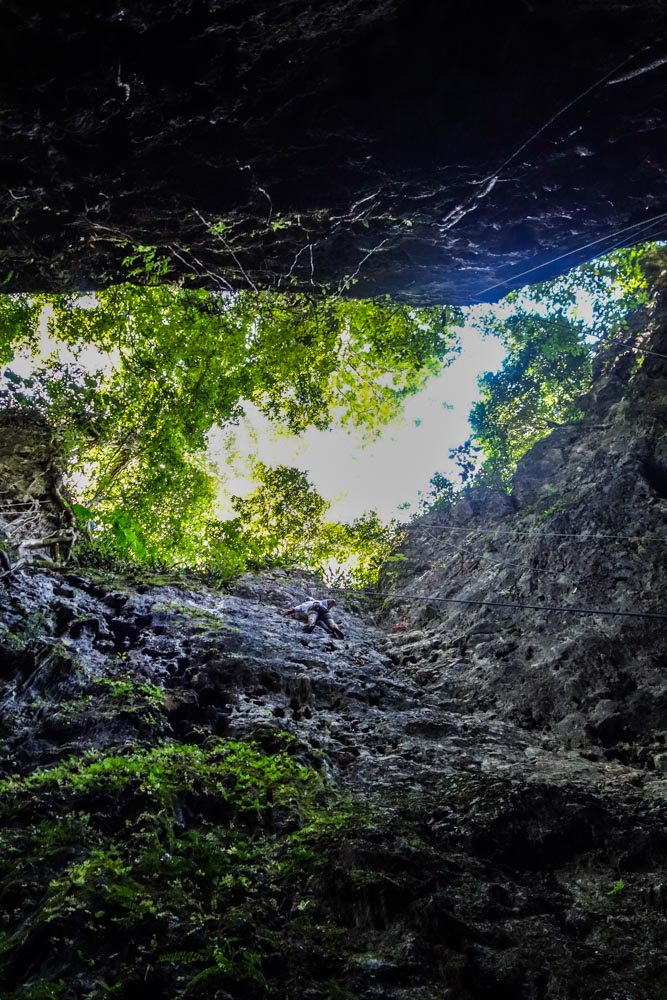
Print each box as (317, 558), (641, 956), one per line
(1, 564), (666, 999)
(1, 278), (667, 996)
(380, 263), (667, 764)
(2, 1), (667, 301)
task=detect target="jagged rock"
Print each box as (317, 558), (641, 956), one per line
(1, 560), (667, 999)
(511, 426), (581, 508)
(1, 262), (667, 997)
(0, 412), (57, 500)
(0, 411), (72, 570)
(449, 487), (517, 524)
(380, 270), (667, 761)
(1, 2), (666, 301)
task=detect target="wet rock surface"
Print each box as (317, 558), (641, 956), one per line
(2, 1), (667, 301)
(1, 548), (666, 996)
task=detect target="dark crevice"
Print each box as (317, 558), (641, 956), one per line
(641, 459), (667, 499)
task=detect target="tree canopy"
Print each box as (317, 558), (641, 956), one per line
(0, 243), (656, 576)
(0, 285), (459, 581)
(469, 310), (593, 486)
(472, 245), (652, 485)
(421, 244), (655, 501)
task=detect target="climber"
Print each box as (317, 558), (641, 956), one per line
(280, 598), (344, 639)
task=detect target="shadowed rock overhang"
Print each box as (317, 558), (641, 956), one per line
(2, 0), (667, 302)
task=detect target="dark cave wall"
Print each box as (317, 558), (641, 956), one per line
(1, 0), (666, 302)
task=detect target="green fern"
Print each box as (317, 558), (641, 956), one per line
(185, 964), (228, 991)
(158, 950), (203, 965)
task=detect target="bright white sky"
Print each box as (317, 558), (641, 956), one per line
(208, 311), (506, 523)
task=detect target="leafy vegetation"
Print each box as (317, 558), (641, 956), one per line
(0, 244), (656, 571)
(0, 732), (376, 999)
(0, 286), (459, 580)
(226, 463), (402, 583)
(0, 295), (41, 365)
(469, 244), (653, 487)
(469, 309), (593, 487)
(608, 878), (626, 897)
(421, 244), (655, 501)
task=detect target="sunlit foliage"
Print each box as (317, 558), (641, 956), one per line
(470, 311), (593, 485)
(0, 293), (42, 363)
(0, 243), (654, 567)
(424, 244), (655, 497)
(0, 286), (458, 579)
(225, 463), (401, 585)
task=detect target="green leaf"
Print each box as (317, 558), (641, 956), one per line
(71, 503), (95, 521)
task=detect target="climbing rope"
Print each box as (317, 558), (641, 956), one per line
(330, 588), (667, 621)
(412, 524), (667, 543)
(625, 344), (667, 362)
(472, 210), (667, 299)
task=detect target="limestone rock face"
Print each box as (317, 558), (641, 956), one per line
(0, 411), (71, 569)
(2, 1), (667, 301)
(380, 277), (667, 758)
(1, 563), (667, 997)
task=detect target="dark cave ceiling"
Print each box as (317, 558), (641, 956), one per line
(1, 1), (666, 303)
